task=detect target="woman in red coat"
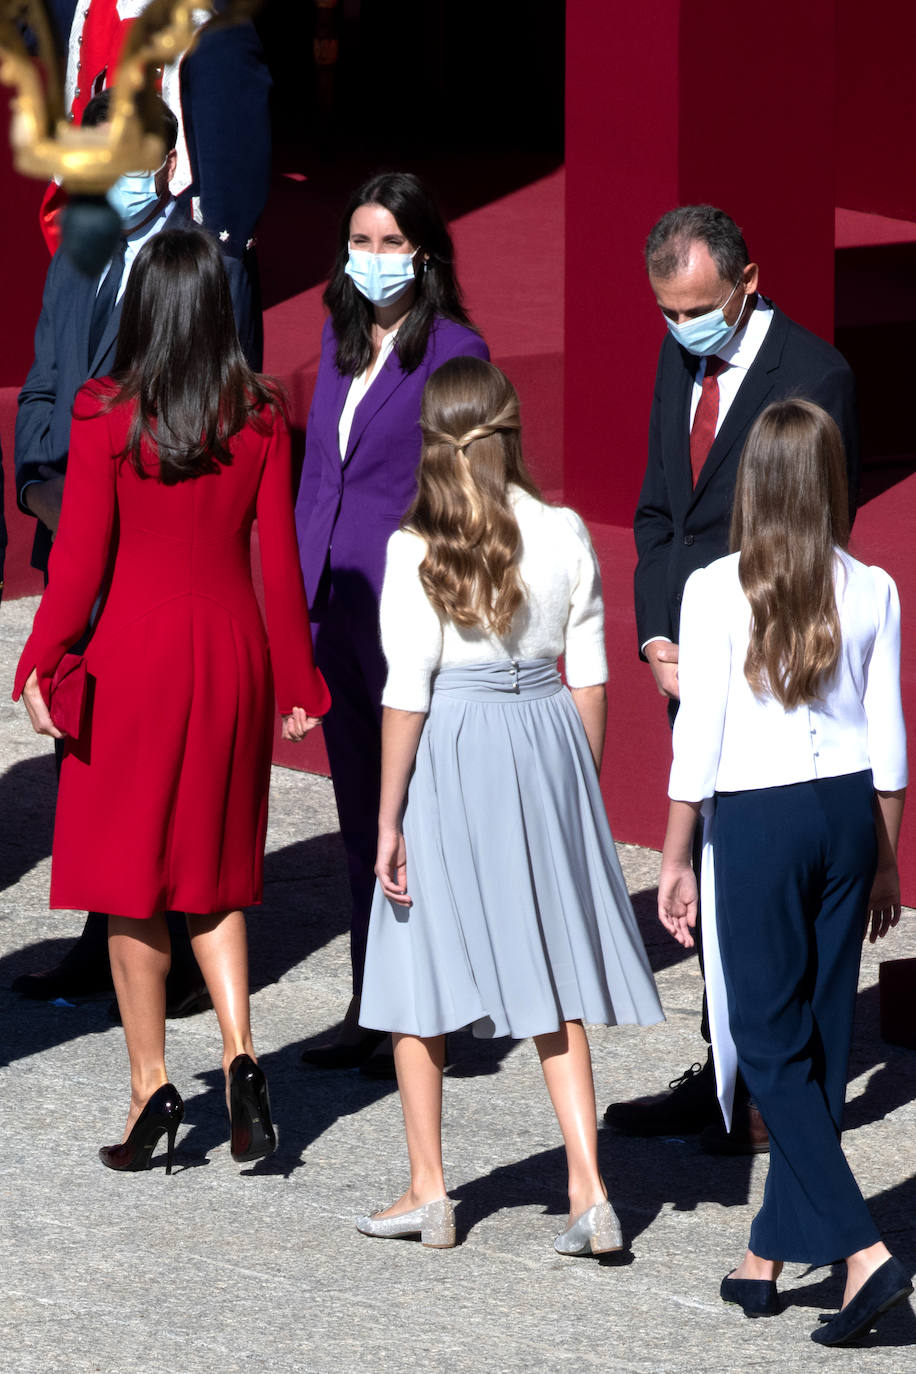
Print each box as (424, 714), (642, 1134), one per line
(14, 229), (330, 1173)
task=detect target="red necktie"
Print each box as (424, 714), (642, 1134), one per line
(689, 355), (728, 487)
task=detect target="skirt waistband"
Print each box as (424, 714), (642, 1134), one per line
(431, 658), (562, 701)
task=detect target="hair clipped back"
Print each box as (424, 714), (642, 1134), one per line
(730, 399), (850, 709)
(405, 357), (541, 637)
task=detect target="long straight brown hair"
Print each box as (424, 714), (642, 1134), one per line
(404, 357), (541, 636)
(730, 399), (850, 709)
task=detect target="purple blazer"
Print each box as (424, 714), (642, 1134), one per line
(295, 314), (490, 614)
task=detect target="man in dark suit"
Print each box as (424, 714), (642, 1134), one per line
(16, 93), (180, 569)
(605, 205), (859, 1151)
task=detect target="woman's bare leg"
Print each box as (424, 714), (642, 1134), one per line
(186, 910), (255, 1084)
(534, 1020), (606, 1224)
(373, 1033), (447, 1216)
(108, 912), (171, 1139)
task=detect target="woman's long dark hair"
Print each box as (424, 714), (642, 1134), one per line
(108, 228), (280, 483)
(324, 171), (477, 377)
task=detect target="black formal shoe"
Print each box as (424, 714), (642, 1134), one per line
(228, 1054), (277, 1164)
(700, 1101), (770, 1155)
(720, 1273), (780, 1317)
(98, 1083), (184, 1174)
(13, 961), (114, 1001)
(108, 978), (213, 1025)
(811, 1257), (913, 1346)
(358, 1037), (397, 1080)
(300, 1028), (386, 1070)
(604, 1056), (717, 1136)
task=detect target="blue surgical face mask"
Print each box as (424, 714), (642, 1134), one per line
(345, 248), (418, 306)
(662, 279), (746, 356)
(106, 166), (164, 227)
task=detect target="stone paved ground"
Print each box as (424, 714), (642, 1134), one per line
(1, 594), (915, 1373)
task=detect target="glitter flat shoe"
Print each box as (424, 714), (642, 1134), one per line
(554, 1199), (623, 1256)
(355, 1196), (456, 1248)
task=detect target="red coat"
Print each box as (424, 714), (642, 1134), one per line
(14, 382), (330, 918)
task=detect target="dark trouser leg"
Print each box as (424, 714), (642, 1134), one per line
(313, 596), (386, 997)
(715, 773), (881, 1264)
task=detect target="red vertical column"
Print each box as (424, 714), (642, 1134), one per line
(564, 0), (681, 525)
(564, 0), (837, 526)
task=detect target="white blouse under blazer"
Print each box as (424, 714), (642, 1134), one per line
(669, 548), (908, 801)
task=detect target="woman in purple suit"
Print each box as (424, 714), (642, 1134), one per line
(295, 173), (489, 1069)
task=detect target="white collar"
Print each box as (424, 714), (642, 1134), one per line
(715, 295), (774, 372)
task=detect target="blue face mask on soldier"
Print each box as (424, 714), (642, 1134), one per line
(106, 164), (165, 227)
(345, 248), (418, 306)
(663, 279), (745, 357)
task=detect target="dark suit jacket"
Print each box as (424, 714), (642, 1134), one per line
(633, 300), (860, 653)
(296, 315), (490, 618)
(15, 205), (253, 573)
(15, 230), (130, 573)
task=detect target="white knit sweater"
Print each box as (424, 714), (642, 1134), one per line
(379, 487), (608, 712)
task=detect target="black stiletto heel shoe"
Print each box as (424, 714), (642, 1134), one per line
(98, 1083), (184, 1174)
(228, 1054), (277, 1164)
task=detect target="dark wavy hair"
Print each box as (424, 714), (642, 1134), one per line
(108, 228), (281, 483)
(324, 171), (478, 377)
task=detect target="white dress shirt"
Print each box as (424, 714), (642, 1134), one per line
(641, 297), (774, 654)
(688, 296), (774, 433)
(669, 547), (908, 799)
(95, 198), (175, 304)
(379, 487), (608, 712)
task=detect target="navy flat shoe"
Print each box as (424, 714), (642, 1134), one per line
(720, 1273), (780, 1317)
(811, 1257), (913, 1346)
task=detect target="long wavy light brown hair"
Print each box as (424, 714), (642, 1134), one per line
(404, 357), (541, 636)
(730, 398), (850, 709)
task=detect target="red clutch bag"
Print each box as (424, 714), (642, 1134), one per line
(48, 653), (89, 739)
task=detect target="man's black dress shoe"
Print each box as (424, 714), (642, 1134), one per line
(811, 1257), (913, 1346)
(700, 1101), (770, 1155)
(12, 962), (114, 1001)
(301, 1029), (386, 1069)
(359, 1038), (397, 1080)
(604, 1057), (717, 1136)
(720, 1273), (780, 1317)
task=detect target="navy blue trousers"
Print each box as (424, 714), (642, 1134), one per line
(714, 771), (881, 1264)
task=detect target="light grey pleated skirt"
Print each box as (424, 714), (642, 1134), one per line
(359, 659), (664, 1039)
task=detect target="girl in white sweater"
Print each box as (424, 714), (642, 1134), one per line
(354, 357), (662, 1253)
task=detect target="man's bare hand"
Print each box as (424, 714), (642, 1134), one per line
(25, 466), (66, 534)
(646, 640), (680, 699)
